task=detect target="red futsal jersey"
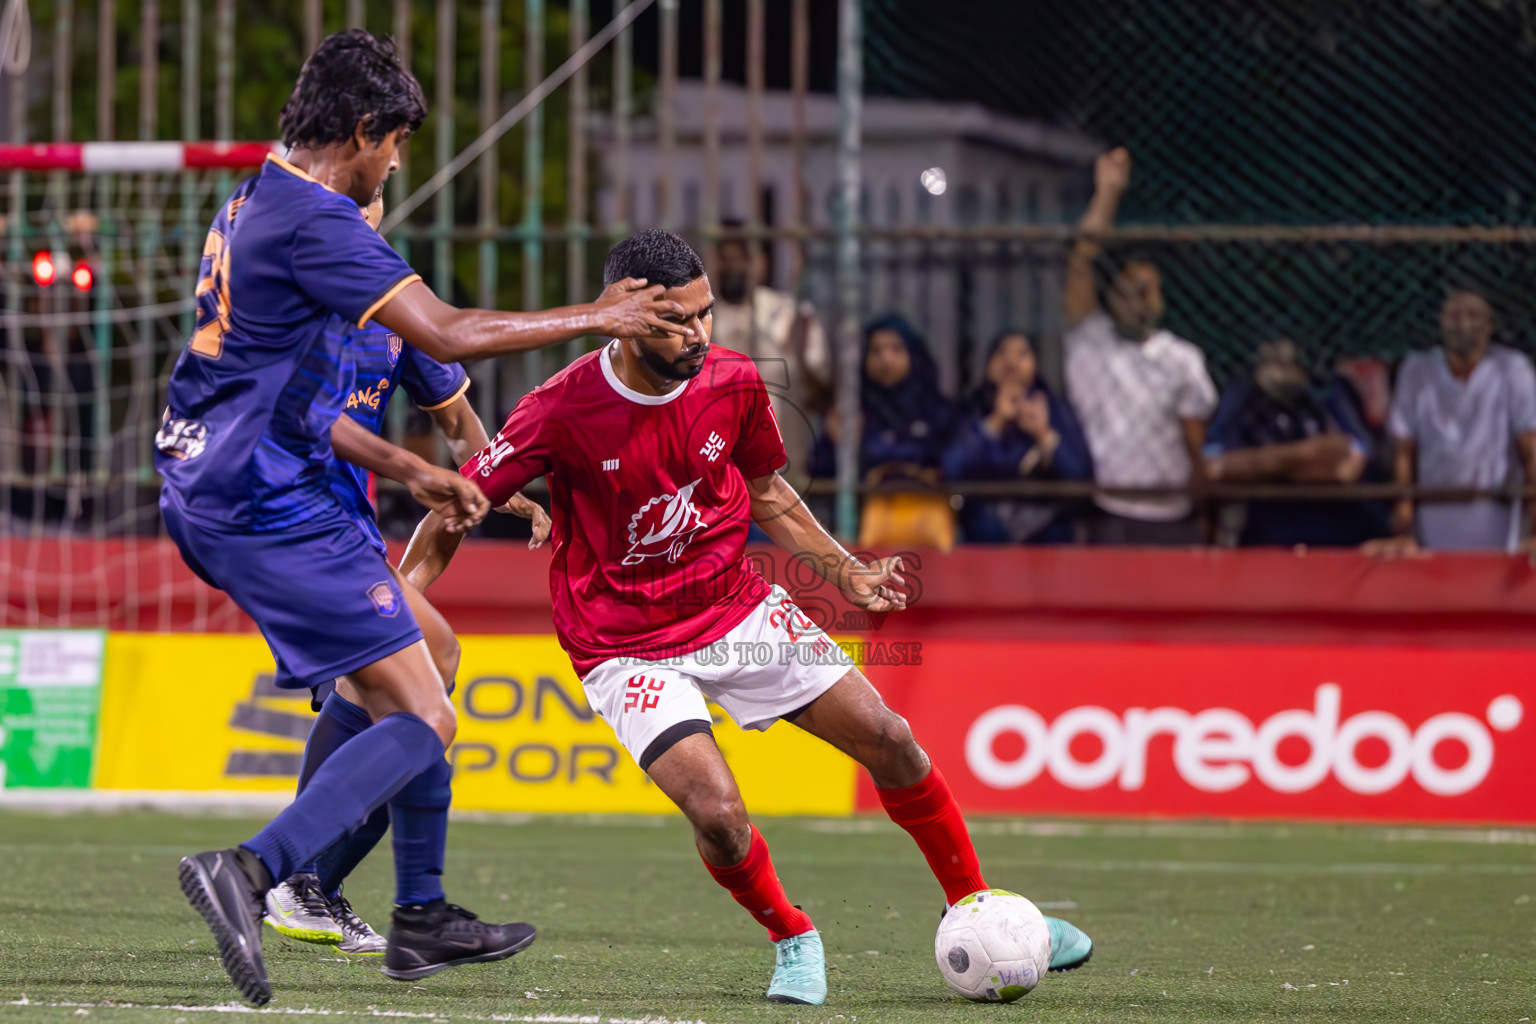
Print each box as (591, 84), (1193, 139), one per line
(463, 340), (788, 675)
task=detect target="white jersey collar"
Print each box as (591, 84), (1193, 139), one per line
(600, 338), (693, 406)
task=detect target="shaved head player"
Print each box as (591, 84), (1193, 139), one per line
(403, 229), (1094, 1005)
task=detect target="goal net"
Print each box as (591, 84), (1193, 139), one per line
(1, 145), (273, 632)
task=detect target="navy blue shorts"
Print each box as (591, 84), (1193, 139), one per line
(354, 512), (388, 558)
(161, 493), (423, 690)
(272, 513), (387, 693)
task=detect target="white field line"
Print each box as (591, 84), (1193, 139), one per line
(0, 840), (1525, 877)
(5, 1002), (707, 1024)
(807, 816), (1536, 845)
(0, 791), (293, 815)
(1069, 859), (1536, 875)
(0, 793), (674, 829)
(4, 792), (1535, 847)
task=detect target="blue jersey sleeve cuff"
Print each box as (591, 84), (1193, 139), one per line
(357, 273), (422, 328)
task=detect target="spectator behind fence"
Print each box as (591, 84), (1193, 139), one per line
(943, 331), (1093, 543)
(711, 221), (830, 489)
(1369, 288), (1536, 553)
(1203, 339), (1382, 547)
(815, 315), (958, 548)
(817, 314), (955, 475)
(1063, 148), (1218, 545)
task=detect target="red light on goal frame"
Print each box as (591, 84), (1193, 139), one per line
(31, 250), (55, 287)
(71, 262), (93, 291)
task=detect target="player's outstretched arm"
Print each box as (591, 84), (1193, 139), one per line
(332, 416), (488, 532)
(373, 277), (693, 365)
(427, 395), (552, 548)
(745, 471), (907, 613)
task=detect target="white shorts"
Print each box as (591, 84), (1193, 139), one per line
(582, 585), (855, 770)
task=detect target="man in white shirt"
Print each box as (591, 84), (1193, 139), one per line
(711, 223), (830, 491)
(1063, 148), (1218, 544)
(1368, 288), (1536, 553)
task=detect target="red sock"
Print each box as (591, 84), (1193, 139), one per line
(701, 825), (815, 942)
(877, 765), (988, 905)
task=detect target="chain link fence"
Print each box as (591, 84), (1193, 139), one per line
(5, 0), (1536, 605)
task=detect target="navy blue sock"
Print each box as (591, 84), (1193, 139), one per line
(298, 693), (374, 794)
(242, 713), (444, 884)
(291, 691), (376, 877)
(388, 756), (452, 906)
(316, 805), (390, 898)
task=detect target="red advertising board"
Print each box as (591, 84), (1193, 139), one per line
(856, 640), (1536, 824)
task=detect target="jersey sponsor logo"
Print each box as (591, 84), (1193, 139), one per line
(602, 458), (620, 472)
(347, 377), (391, 412)
(367, 581), (401, 618)
(155, 418), (210, 461)
(479, 437), (516, 477)
(699, 431), (726, 462)
(387, 333), (403, 366)
(622, 478), (708, 566)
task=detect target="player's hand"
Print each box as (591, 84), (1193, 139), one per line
(841, 555), (908, 614)
(595, 277), (694, 339)
(498, 492), (554, 549)
(1094, 147), (1131, 198)
(408, 464), (490, 533)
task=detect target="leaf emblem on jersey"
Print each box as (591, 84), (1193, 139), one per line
(622, 478), (708, 566)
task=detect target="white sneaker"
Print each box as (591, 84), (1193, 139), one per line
(262, 873), (342, 944)
(327, 890), (388, 955)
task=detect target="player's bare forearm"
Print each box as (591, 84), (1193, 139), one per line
(372, 279), (691, 365)
(748, 471), (853, 579)
(333, 416), (489, 531)
(430, 395), (549, 543)
(747, 472), (906, 612)
(377, 290), (608, 362)
(428, 395), (491, 467)
(333, 414), (432, 485)
(400, 509), (466, 592)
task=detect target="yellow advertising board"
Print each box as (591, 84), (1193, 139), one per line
(95, 633), (856, 816)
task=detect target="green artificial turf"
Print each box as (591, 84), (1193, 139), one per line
(0, 810), (1532, 1023)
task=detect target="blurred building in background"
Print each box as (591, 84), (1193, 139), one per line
(592, 81), (1097, 394)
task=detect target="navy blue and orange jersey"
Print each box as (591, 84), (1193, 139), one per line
(329, 323), (470, 524)
(155, 154), (421, 531)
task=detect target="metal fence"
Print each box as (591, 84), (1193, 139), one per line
(2, 0), (1535, 565)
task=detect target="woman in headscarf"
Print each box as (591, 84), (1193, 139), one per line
(942, 330), (1094, 543)
(813, 314), (956, 478)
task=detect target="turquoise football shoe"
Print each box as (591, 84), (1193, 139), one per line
(1045, 916), (1093, 972)
(766, 929), (827, 1005)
